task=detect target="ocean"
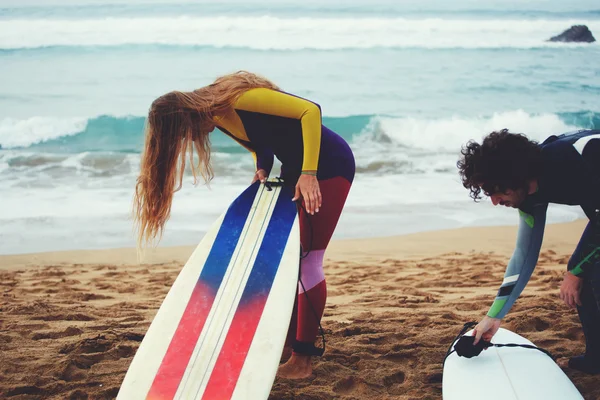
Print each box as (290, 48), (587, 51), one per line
(1, 0), (599, 254)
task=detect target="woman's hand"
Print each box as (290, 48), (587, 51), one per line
(473, 316), (502, 345)
(252, 169), (268, 184)
(293, 173), (321, 215)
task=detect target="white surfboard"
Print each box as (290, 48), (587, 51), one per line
(443, 328), (583, 400)
(118, 179), (300, 400)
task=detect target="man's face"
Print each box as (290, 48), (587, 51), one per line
(486, 188), (528, 208)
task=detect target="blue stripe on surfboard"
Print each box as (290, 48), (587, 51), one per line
(239, 184), (297, 306)
(201, 182), (260, 290)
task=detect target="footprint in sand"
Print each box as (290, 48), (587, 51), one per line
(333, 375), (379, 396)
(382, 370), (406, 385)
(426, 372), (442, 383)
(54, 332), (142, 384)
(32, 326), (83, 340)
(383, 370), (406, 395)
(4, 386), (45, 397)
(69, 293), (114, 302)
(33, 267), (67, 278)
(512, 316), (551, 332)
(558, 325), (584, 341)
(383, 350), (418, 365)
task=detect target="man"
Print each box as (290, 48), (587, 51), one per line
(457, 128), (600, 374)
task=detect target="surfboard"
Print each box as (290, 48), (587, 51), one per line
(117, 179), (300, 400)
(442, 328), (583, 400)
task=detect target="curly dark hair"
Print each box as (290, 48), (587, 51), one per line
(457, 129), (543, 201)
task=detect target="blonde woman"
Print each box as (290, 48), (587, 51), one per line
(134, 71), (355, 379)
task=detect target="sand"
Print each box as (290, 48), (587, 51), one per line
(1, 220), (599, 400)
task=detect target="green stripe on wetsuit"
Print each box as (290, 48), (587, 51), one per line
(570, 247), (600, 276)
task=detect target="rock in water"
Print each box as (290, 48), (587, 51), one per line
(548, 25), (596, 43)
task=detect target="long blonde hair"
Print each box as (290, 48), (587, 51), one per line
(133, 71), (279, 247)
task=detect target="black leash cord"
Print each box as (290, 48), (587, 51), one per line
(443, 321), (554, 368)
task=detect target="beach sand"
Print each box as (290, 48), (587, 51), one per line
(1, 220), (599, 400)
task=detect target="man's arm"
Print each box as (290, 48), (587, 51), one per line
(487, 203), (549, 319)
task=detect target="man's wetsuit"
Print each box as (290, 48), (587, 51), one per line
(487, 129), (600, 372)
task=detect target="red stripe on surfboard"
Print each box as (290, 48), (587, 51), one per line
(201, 295), (269, 399)
(146, 281), (216, 400)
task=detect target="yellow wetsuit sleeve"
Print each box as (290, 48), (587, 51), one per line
(234, 88), (322, 172)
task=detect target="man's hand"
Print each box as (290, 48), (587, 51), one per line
(473, 316), (502, 345)
(559, 271), (582, 309)
(252, 169), (268, 184)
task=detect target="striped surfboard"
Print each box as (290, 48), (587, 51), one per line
(118, 180), (300, 400)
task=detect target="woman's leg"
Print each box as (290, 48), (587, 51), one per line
(278, 176), (352, 378)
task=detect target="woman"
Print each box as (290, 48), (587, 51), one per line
(133, 71), (355, 379)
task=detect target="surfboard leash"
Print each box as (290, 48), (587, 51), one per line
(443, 321), (554, 368)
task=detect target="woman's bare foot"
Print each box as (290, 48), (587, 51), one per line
(280, 346), (293, 364)
(277, 353), (312, 379)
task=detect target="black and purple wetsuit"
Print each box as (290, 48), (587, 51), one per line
(214, 88), (355, 355)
